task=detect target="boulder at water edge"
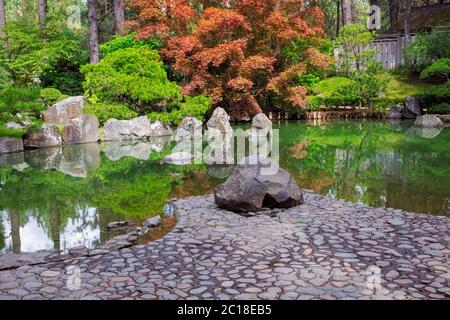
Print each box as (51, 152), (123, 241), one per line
(44, 96), (86, 125)
(175, 117), (203, 139)
(402, 96), (422, 119)
(104, 116), (172, 140)
(0, 137), (24, 154)
(386, 105), (403, 119)
(206, 107), (232, 134)
(23, 124), (63, 148)
(149, 121), (173, 137)
(62, 115), (100, 144)
(414, 114), (444, 128)
(214, 156), (304, 213)
(248, 113), (272, 137)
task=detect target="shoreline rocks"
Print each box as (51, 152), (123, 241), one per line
(206, 107), (232, 134)
(23, 124), (63, 148)
(62, 115), (100, 144)
(104, 116), (172, 141)
(414, 114), (444, 128)
(402, 96), (422, 119)
(43, 96), (86, 125)
(0, 137), (24, 154)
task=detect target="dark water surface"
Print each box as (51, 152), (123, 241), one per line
(0, 120), (448, 253)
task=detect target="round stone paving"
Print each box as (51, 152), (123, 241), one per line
(0, 191), (449, 300)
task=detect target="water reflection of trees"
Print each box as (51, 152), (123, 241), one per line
(281, 121), (450, 215)
(0, 139), (200, 253)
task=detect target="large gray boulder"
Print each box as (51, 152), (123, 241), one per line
(130, 116), (152, 138)
(104, 116), (158, 141)
(175, 117), (202, 139)
(206, 107), (232, 133)
(0, 137), (24, 154)
(44, 96), (86, 125)
(414, 114), (444, 128)
(402, 96), (422, 119)
(214, 156), (304, 213)
(149, 121), (173, 137)
(104, 119), (133, 141)
(249, 113), (272, 137)
(62, 115), (99, 144)
(23, 124), (63, 148)
(386, 105), (403, 119)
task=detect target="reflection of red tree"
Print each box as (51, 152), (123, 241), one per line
(129, 0), (333, 119)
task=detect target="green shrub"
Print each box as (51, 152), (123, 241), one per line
(427, 103), (450, 114)
(373, 97), (404, 110)
(420, 58), (450, 83)
(81, 47), (182, 112)
(311, 77), (356, 98)
(0, 86), (43, 115)
(85, 102), (139, 125)
(39, 88), (65, 107)
(0, 125), (25, 138)
(417, 83), (450, 107)
(148, 96), (211, 125)
(100, 33), (161, 56)
(404, 29), (450, 73)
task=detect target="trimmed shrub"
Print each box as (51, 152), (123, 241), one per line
(84, 102), (139, 125)
(420, 58), (450, 83)
(0, 86), (44, 115)
(417, 84), (450, 107)
(428, 103), (450, 114)
(39, 88), (65, 107)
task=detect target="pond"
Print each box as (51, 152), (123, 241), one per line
(0, 120), (449, 253)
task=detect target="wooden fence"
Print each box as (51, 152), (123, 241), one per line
(334, 34), (417, 70)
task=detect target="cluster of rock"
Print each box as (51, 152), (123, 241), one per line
(104, 117), (172, 141)
(386, 96), (446, 132)
(0, 96), (100, 155)
(387, 97), (423, 120)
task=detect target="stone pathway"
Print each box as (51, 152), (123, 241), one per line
(0, 191), (449, 300)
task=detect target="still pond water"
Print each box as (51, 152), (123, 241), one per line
(0, 120), (449, 253)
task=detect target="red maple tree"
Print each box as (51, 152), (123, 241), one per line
(129, 0), (332, 120)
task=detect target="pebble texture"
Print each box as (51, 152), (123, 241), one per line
(0, 191), (449, 300)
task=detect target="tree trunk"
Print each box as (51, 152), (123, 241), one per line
(88, 0), (100, 64)
(38, 0), (47, 33)
(114, 0), (125, 35)
(404, 0), (412, 43)
(0, 0), (6, 35)
(336, 0), (340, 36)
(342, 0), (352, 25)
(389, 0), (399, 28)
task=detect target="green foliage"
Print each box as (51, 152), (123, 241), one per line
(335, 24), (376, 76)
(81, 47), (182, 112)
(417, 83), (450, 107)
(428, 103), (450, 114)
(39, 88), (65, 107)
(149, 96), (211, 125)
(311, 77), (356, 98)
(84, 102), (139, 125)
(336, 62), (391, 107)
(420, 58), (450, 83)
(0, 86), (43, 115)
(404, 30), (450, 73)
(0, 126), (26, 138)
(0, 21), (87, 92)
(100, 33), (161, 56)
(82, 47), (211, 125)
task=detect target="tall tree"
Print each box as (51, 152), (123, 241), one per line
(113, 0), (125, 35)
(38, 0), (47, 32)
(336, 0), (340, 36)
(0, 0), (5, 34)
(404, 0), (412, 43)
(389, 0), (399, 28)
(88, 0), (100, 64)
(342, 0), (352, 25)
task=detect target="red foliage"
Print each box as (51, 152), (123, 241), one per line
(130, 0), (332, 118)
